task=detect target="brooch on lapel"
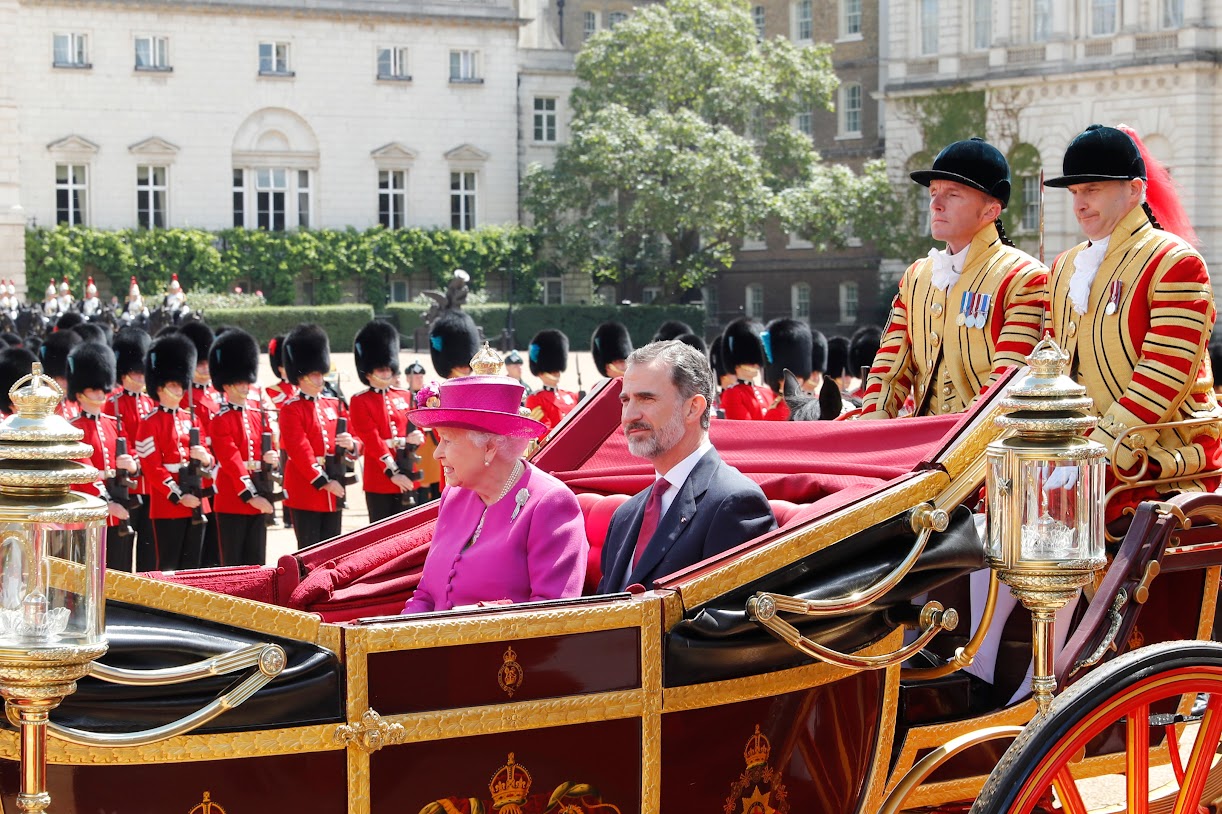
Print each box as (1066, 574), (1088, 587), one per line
(511, 488), (530, 520)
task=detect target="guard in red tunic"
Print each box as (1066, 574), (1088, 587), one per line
(280, 323), (358, 548)
(69, 343), (139, 571)
(39, 330), (82, 421)
(719, 318), (774, 420)
(266, 335), (296, 409)
(209, 328), (278, 565)
(421, 310), (481, 500)
(524, 329), (578, 437)
(107, 328), (156, 566)
(135, 333), (213, 571)
(180, 321), (223, 564)
(761, 318), (813, 422)
(351, 319), (423, 523)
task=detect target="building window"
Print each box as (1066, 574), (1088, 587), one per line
(839, 281), (859, 324)
(53, 33), (89, 68)
(256, 168), (287, 230)
(542, 278), (563, 305)
(792, 283), (811, 322)
(842, 0), (862, 37)
(1032, 0), (1052, 41)
(232, 168), (311, 231)
(583, 11), (599, 40)
(533, 97), (557, 143)
(390, 280), (410, 303)
(752, 5), (766, 38)
(296, 170), (311, 228)
(232, 169), (244, 228)
(1162, 0), (1183, 28)
(377, 46), (410, 80)
(796, 111), (813, 137)
(608, 11), (628, 27)
(136, 165), (167, 228)
(702, 285), (719, 322)
(795, 0), (813, 40)
(55, 164), (87, 225)
(642, 287), (662, 304)
(973, 0), (991, 49)
(451, 171), (476, 230)
(258, 41), (292, 75)
(1021, 176), (1040, 232)
(378, 170), (407, 229)
(839, 84), (862, 136)
(745, 284), (764, 320)
(449, 50), (480, 82)
(134, 35), (169, 71)
(1090, 0), (1117, 35)
(919, 0), (939, 55)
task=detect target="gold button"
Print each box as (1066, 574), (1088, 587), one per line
(943, 384), (952, 396)
(1068, 322), (1077, 338)
(931, 302), (944, 317)
(930, 331), (941, 347)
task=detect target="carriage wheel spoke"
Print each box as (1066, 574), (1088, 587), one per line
(1172, 696), (1222, 814)
(1052, 766), (1089, 814)
(1127, 702), (1150, 814)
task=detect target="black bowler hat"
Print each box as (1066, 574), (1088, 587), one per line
(1044, 124), (1146, 188)
(910, 137), (1011, 208)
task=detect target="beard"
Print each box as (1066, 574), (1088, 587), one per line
(625, 409), (685, 460)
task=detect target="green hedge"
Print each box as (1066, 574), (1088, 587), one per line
(206, 305), (375, 351)
(385, 304), (707, 349)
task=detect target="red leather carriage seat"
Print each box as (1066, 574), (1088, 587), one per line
(577, 492), (630, 594)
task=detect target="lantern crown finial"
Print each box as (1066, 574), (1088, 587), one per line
(1027, 333), (1071, 379)
(470, 342), (504, 376)
(9, 363), (64, 419)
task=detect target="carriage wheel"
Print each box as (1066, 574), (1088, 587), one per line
(970, 640), (1222, 814)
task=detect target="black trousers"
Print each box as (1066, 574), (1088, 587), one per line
(131, 497), (155, 572)
(105, 522), (135, 572)
(215, 512), (268, 566)
(291, 509), (342, 550)
(148, 516), (206, 571)
(201, 509), (220, 567)
(365, 491), (412, 524)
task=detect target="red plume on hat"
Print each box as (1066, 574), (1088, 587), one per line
(1116, 124), (1198, 247)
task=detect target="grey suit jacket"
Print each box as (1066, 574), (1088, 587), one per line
(596, 448), (776, 593)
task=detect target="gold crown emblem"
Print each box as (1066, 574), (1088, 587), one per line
(744, 724), (771, 769)
(489, 752), (532, 810)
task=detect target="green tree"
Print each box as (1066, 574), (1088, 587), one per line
(523, 0), (886, 303)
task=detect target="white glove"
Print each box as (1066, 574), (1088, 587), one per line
(1043, 464), (1079, 491)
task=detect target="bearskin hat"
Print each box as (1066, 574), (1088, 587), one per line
(850, 326), (882, 378)
(145, 333), (196, 396)
(67, 342), (116, 397)
(0, 333), (21, 349)
(722, 318), (766, 371)
(283, 323), (331, 383)
(55, 311), (84, 332)
(811, 329), (828, 374)
(826, 335), (851, 379)
(209, 328), (260, 390)
(591, 321), (633, 378)
(764, 318), (813, 387)
(353, 320), (401, 386)
(0, 348), (36, 413)
(38, 330), (82, 380)
(267, 335), (287, 380)
(674, 332), (707, 355)
(708, 336), (729, 380)
(528, 329), (569, 377)
(429, 310), (480, 380)
(177, 321), (215, 368)
(71, 322), (110, 347)
(653, 320), (693, 343)
(113, 328), (150, 378)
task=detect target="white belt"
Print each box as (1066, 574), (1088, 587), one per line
(165, 464), (181, 473)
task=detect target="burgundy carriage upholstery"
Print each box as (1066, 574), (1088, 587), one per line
(142, 562), (300, 607)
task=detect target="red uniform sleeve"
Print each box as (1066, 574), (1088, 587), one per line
(280, 401), (327, 489)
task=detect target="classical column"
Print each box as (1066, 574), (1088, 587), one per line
(0, 0), (25, 297)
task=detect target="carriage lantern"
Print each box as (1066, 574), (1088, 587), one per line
(0, 363), (109, 812)
(985, 336), (1108, 715)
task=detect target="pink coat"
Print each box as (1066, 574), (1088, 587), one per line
(402, 463), (588, 614)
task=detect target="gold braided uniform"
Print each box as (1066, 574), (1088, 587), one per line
(860, 223), (1047, 418)
(1046, 205), (1221, 520)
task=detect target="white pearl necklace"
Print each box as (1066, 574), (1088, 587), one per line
(468, 459), (524, 549)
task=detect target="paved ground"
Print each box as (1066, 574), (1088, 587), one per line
(262, 349), (601, 563)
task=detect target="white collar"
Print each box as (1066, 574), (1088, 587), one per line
(1069, 235), (1111, 315)
(928, 243), (970, 292)
(654, 441), (713, 516)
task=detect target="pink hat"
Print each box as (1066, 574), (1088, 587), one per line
(411, 375), (545, 438)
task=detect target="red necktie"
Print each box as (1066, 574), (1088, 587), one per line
(632, 478), (671, 568)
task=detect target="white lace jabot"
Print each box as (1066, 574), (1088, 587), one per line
(1069, 236), (1111, 315)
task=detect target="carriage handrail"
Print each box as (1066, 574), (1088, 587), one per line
(746, 598), (958, 670)
(1104, 414), (1222, 541)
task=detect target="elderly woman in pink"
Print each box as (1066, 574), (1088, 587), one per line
(402, 369), (588, 614)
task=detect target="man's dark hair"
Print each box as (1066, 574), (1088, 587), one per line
(626, 340), (714, 430)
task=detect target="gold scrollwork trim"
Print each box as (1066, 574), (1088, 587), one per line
(663, 629), (905, 712)
(679, 471), (949, 610)
(0, 723), (343, 765)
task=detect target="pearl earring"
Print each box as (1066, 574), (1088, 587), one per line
(485, 458), (491, 467)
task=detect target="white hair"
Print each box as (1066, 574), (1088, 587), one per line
(466, 430), (530, 460)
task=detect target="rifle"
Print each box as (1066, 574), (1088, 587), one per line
(108, 394), (137, 539)
(250, 430), (284, 527)
(325, 416), (358, 510)
(391, 416), (423, 509)
(180, 385), (212, 526)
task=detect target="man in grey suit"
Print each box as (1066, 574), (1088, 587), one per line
(597, 341), (777, 594)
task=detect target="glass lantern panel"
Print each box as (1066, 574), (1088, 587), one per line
(986, 451), (1007, 560)
(0, 521), (104, 649)
(1077, 457), (1106, 561)
(1019, 459), (1089, 561)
